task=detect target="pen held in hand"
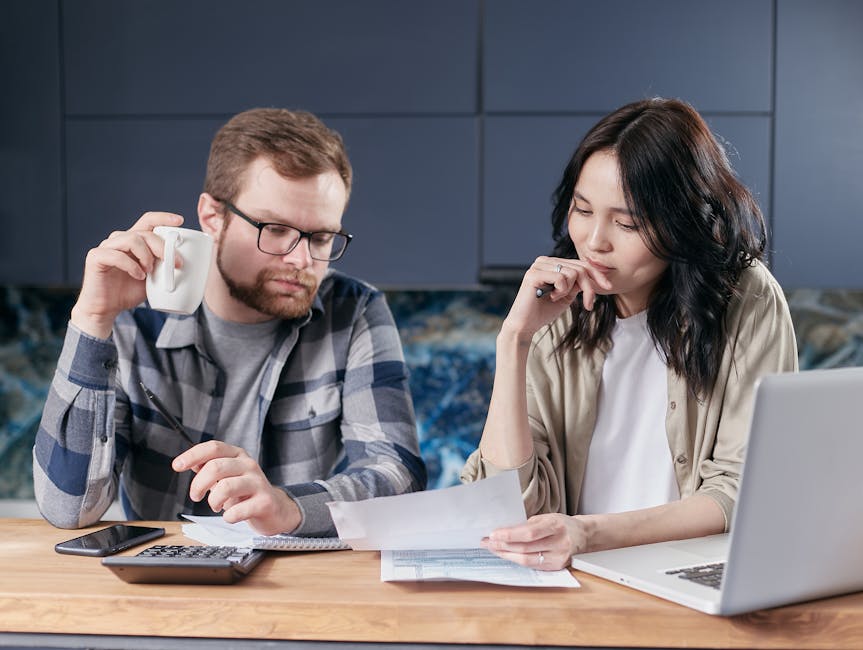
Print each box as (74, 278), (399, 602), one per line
(535, 283), (555, 298)
(139, 380), (196, 446)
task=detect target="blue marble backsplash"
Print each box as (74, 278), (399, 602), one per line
(2, 286), (862, 499)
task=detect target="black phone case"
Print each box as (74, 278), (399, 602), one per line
(54, 525), (166, 557)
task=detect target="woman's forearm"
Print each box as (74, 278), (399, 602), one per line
(478, 326), (535, 468)
(580, 493), (726, 553)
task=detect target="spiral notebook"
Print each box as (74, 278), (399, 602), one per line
(181, 515), (349, 551)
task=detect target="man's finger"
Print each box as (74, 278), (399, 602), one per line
(173, 439), (233, 471)
(130, 211), (184, 232)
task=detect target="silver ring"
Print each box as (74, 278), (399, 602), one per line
(538, 552), (545, 565)
(554, 264), (562, 273)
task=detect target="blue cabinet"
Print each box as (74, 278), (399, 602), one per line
(3, 0), (862, 288)
(65, 119), (219, 280)
(482, 0), (773, 275)
(0, 0), (63, 284)
(60, 0), (480, 287)
(484, 0), (772, 113)
(773, 0), (863, 288)
(63, 0), (478, 115)
(65, 117), (479, 286)
(329, 118), (478, 287)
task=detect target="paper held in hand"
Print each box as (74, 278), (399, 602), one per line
(326, 470), (527, 550)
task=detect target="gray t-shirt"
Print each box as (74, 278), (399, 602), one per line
(200, 302), (280, 459)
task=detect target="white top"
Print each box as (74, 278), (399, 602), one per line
(577, 310), (680, 515)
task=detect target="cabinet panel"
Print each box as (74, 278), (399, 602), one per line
(483, 115), (771, 269)
(0, 1), (63, 284)
(66, 117), (478, 287)
(773, 0), (863, 288)
(63, 0), (478, 116)
(709, 115), (772, 224)
(483, 116), (597, 268)
(327, 117), (479, 287)
(484, 0), (772, 113)
(65, 119), (222, 280)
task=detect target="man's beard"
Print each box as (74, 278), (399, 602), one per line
(216, 242), (319, 320)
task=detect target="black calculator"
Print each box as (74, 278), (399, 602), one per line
(102, 544), (266, 584)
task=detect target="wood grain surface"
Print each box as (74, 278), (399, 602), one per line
(1, 519), (861, 648)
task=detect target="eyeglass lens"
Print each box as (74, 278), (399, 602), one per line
(260, 224), (348, 261)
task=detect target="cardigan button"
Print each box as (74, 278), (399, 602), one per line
(669, 401), (677, 410)
(676, 454), (687, 464)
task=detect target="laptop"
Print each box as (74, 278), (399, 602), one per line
(570, 366), (863, 615)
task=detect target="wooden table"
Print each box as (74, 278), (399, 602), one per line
(1, 519), (862, 649)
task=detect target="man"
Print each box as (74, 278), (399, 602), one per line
(34, 108), (426, 536)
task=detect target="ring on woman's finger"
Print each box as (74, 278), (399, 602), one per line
(538, 552), (545, 565)
(554, 264), (562, 273)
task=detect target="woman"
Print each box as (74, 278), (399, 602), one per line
(461, 98), (798, 571)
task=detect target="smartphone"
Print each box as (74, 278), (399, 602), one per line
(54, 524), (166, 557)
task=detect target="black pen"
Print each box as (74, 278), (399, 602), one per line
(535, 283), (555, 298)
(139, 381), (196, 446)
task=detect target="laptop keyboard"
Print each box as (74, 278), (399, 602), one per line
(665, 562), (725, 589)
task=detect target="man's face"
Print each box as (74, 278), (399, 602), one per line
(215, 157), (348, 321)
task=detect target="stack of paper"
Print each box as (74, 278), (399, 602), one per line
(382, 548), (579, 588)
(326, 471), (579, 588)
(179, 472), (579, 587)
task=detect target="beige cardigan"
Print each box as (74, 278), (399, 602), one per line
(462, 261), (798, 530)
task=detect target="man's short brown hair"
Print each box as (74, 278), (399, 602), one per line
(204, 108), (352, 205)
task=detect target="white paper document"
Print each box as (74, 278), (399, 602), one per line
(181, 515), (348, 550)
(381, 549), (580, 588)
(327, 470), (527, 550)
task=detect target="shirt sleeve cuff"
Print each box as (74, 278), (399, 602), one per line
(60, 322), (118, 390)
(281, 483), (337, 537)
(699, 489), (734, 532)
(479, 454), (537, 493)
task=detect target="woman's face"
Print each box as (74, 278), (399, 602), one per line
(567, 150), (669, 318)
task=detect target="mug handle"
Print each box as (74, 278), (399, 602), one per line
(162, 230), (179, 293)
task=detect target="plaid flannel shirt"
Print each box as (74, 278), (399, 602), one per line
(34, 270), (426, 536)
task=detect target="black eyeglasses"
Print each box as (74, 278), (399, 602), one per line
(219, 200), (353, 262)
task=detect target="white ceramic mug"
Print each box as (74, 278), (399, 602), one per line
(145, 226), (213, 314)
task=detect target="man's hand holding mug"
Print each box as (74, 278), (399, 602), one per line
(71, 213), (213, 339)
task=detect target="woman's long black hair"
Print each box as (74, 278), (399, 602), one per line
(551, 98), (766, 398)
